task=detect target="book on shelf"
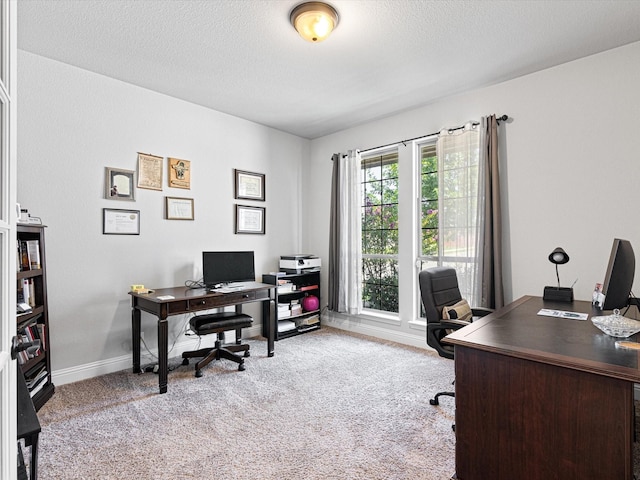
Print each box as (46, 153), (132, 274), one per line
(29, 374), (49, 398)
(20, 278), (35, 307)
(26, 240), (41, 269)
(278, 283), (295, 293)
(299, 285), (318, 292)
(277, 320), (296, 333)
(18, 240), (30, 271)
(25, 366), (48, 390)
(298, 314), (320, 326)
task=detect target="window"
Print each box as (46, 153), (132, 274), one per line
(419, 143), (439, 266)
(361, 150), (399, 313)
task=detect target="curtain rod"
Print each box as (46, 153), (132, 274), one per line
(356, 114), (509, 155)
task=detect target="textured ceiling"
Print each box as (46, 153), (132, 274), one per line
(17, 0), (640, 139)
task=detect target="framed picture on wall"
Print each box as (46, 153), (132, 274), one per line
(234, 169), (265, 201)
(104, 167), (136, 201)
(165, 196), (194, 220)
(235, 204), (265, 234)
(137, 152), (163, 191)
(168, 157), (191, 189)
(103, 208), (140, 235)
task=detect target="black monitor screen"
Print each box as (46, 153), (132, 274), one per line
(202, 251), (255, 288)
(602, 239), (635, 310)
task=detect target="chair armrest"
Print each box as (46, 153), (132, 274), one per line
(471, 307), (494, 318)
(439, 319), (471, 330)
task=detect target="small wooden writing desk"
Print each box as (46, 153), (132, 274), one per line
(446, 295), (639, 479)
(130, 282), (275, 394)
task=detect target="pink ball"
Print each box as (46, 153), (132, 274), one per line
(301, 295), (319, 312)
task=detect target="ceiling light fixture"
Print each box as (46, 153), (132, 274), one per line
(290, 2), (339, 43)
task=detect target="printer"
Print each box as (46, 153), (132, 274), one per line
(280, 254), (321, 273)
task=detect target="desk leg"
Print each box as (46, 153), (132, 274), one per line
(132, 307), (141, 374)
(265, 298), (275, 357)
(30, 435), (38, 480)
(158, 319), (168, 394)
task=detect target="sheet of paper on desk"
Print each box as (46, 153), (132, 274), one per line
(156, 295), (175, 300)
(537, 309), (588, 320)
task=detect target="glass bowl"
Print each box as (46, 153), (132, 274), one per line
(591, 310), (640, 338)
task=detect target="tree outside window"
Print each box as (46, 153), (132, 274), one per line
(361, 151), (399, 313)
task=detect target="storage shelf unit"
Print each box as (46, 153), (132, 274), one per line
(262, 270), (321, 340)
(17, 224), (54, 411)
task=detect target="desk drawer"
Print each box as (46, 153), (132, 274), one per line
(188, 291), (257, 310)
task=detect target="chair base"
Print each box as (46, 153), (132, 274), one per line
(429, 390), (455, 406)
(182, 338), (250, 377)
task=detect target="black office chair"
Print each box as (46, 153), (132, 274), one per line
(181, 312), (253, 377)
(419, 267), (492, 407)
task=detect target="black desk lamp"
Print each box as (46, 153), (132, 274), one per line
(543, 247), (574, 302)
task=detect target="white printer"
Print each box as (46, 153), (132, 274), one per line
(280, 254), (321, 273)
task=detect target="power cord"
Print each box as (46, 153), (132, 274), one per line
(185, 278), (205, 289)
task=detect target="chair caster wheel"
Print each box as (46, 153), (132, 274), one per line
(244, 351), (250, 358)
(195, 369), (203, 378)
(182, 358), (189, 366)
(238, 362), (245, 371)
(430, 398), (439, 406)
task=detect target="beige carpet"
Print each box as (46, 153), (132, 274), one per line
(33, 327), (640, 479)
(36, 328), (458, 479)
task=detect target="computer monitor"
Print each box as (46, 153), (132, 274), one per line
(202, 251), (255, 289)
(601, 239), (636, 310)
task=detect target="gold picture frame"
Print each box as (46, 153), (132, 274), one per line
(165, 196), (194, 220)
(168, 157), (191, 189)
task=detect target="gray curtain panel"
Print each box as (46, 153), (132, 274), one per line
(328, 153), (341, 311)
(481, 115), (505, 309)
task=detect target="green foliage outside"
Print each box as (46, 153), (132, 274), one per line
(360, 146), (441, 314)
(361, 155), (399, 312)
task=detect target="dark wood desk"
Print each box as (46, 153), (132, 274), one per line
(130, 282), (275, 394)
(446, 295), (639, 480)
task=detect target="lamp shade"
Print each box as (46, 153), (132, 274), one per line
(290, 2), (339, 42)
(548, 247), (569, 265)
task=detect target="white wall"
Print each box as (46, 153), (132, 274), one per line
(304, 41), (640, 345)
(18, 41), (640, 382)
(17, 51), (309, 383)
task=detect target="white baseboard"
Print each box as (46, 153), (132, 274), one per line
(322, 314), (430, 351)
(52, 324), (263, 386)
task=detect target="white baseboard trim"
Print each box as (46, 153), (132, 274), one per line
(52, 324), (263, 386)
(322, 315), (430, 351)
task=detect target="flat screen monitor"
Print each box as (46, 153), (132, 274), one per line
(202, 251), (255, 288)
(601, 239), (635, 310)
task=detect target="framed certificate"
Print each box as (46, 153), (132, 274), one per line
(103, 208), (140, 235)
(234, 169), (265, 201)
(235, 204), (265, 234)
(165, 196), (194, 220)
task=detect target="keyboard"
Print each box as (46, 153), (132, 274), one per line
(213, 286), (244, 293)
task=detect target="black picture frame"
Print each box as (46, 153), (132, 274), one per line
(234, 169), (265, 201)
(103, 208), (140, 235)
(235, 204), (265, 234)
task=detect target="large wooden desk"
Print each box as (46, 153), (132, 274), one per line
(446, 295), (639, 480)
(130, 282), (275, 394)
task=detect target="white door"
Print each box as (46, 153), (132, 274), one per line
(0, 0), (18, 477)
